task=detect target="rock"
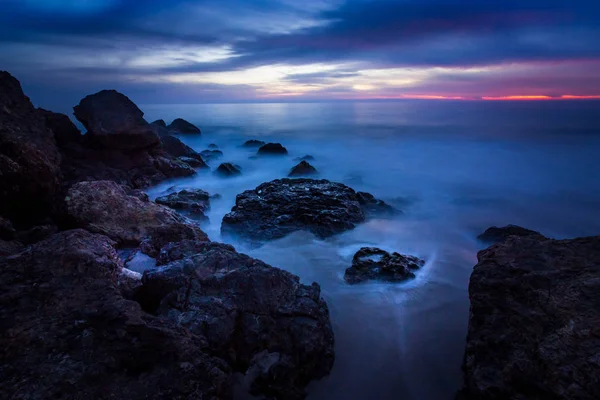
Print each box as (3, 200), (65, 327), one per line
(477, 224), (544, 244)
(160, 135), (207, 168)
(257, 143), (288, 156)
(459, 234), (600, 400)
(200, 149), (224, 161)
(222, 178), (392, 242)
(295, 155), (315, 162)
(168, 118), (201, 134)
(150, 119), (170, 137)
(15, 223), (58, 245)
(215, 163), (242, 177)
(136, 244), (335, 399)
(289, 160), (318, 177)
(73, 90), (159, 150)
(178, 156), (206, 168)
(38, 108), (81, 145)
(0, 229), (231, 400)
(156, 240), (235, 266)
(151, 119), (167, 128)
(139, 223), (209, 258)
(356, 191), (399, 217)
(155, 189), (211, 220)
(208, 143), (218, 149)
(0, 216), (15, 240)
(344, 247), (424, 284)
(0, 71), (62, 227)
(242, 139), (266, 148)
(64, 180), (207, 246)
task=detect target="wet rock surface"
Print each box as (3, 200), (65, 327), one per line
(344, 247), (425, 284)
(289, 160), (318, 177)
(155, 189), (211, 219)
(258, 142), (288, 155)
(168, 118), (201, 134)
(477, 224), (544, 244)
(216, 162), (242, 177)
(459, 234), (600, 400)
(222, 178), (396, 242)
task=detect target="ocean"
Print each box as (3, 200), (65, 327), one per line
(139, 100), (600, 400)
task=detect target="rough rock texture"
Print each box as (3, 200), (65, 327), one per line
(0, 229), (231, 400)
(242, 139), (266, 147)
(155, 240), (234, 266)
(459, 234), (600, 400)
(222, 178), (394, 242)
(477, 224), (544, 244)
(168, 118), (201, 134)
(215, 163), (242, 177)
(136, 244), (335, 399)
(289, 161), (318, 177)
(258, 143), (288, 155)
(74, 90), (159, 150)
(344, 247), (424, 284)
(0, 71), (62, 227)
(201, 149), (224, 161)
(38, 108), (82, 145)
(155, 189), (211, 219)
(160, 135), (207, 168)
(64, 180), (206, 245)
(139, 223), (209, 259)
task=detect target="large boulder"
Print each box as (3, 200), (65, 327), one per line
(222, 178), (395, 242)
(38, 108), (82, 145)
(0, 229), (231, 400)
(477, 224), (544, 244)
(459, 234), (600, 399)
(289, 161), (318, 177)
(168, 118), (201, 134)
(136, 244), (335, 399)
(0, 71), (62, 227)
(64, 180), (207, 245)
(73, 90), (159, 149)
(344, 247), (425, 284)
(257, 143), (288, 156)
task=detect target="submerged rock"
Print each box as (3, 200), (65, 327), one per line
(344, 247), (424, 284)
(242, 139), (266, 148)
(477, 224), (543, 244)
(155, 189), (211, 220)
(257, 142), (288, 156)
(200, 149), (224, 161)
(289, 160), (318, 177)
(215, 163), (242, 177)
(168, 118), (201, 134)
(459, 234), (600, 399)
(222, 178), (394, 242)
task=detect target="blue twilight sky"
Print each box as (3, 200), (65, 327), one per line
(1, 0), (600, 106)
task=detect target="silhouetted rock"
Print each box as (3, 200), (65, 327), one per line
(222, 178), (393, 242)
(73, 90), (159, 149)
(160, 135), (207, 168)
(151, 119), (167, 128)
(257, 142), (288, 155)
(459, 234), (600, 400)
(242, 139), (265, 147)
(289, 160), (318, 177)
(344, 247), (424, 284)
(155, 189), (211, 219)
(149, 119), (170, 137)
(0, 71), (62, 227)
(200, 149), (224, 161)
(477, 224), (544, 244)
(208, 143), (218, 149)
(215, 163), (242, 177)
(38, 108), (81, 145)
(295, 155), (315, 162)
(168, 118), (201, 134)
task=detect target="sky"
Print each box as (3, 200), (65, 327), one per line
(1, 0), (600, 105)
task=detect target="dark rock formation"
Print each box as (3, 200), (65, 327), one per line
(344, 247), (424, 284)
(160, 135), (207, 168)
(258, 143), (288, 156)
(208, 143), (218, 149)
(222, 178), (393, 242)
(151, 119), (167, 128)
(295, 155), (315, 162)
(215, 163), (242, 177)
(459, 234), (600, 400)
(136, 244), (335, 399)
(168, 118), (201, 134)
(477, 224), (544, 244)
(155, 189), (211, 220)
(74, 90), (159, 149)
(38, 108), (81, 145)
(149, 119), (170, 137)
(289, 160), (318, 177)
(356, 191), (398, 217)
(201, 149), (224, 161)
(155, 240), (234, 266)
(0, 71), (62, 227)
(242, 139), (266, 147)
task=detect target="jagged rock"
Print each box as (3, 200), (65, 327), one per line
(295, 155), (315, 162)
(257, 143), (288, 156)
(136, 244), (335, 399)
(222, 178), (393, 242)
(208, 143), (218, 149)
(73, 90), (159, 150)
(168, 118), (201, 134)
(459, 234), (600, 400)
(160, 135), (207, 168)
(215, 163), (242, 177)
(242, 139), (266, 148)
(155, 189), (211, 220)
(477, 224), (544, 244)
(201, 149), (224, 161)
(0, 229), (231, 400)
(64, 180), (206, 246)
(38, 108), (81, 145)
(0, 71), (62, 227)
(289, 161), (318, 177)
(344, 247), (424, 284)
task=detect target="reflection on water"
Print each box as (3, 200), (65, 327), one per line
(144, 101), (600, 400)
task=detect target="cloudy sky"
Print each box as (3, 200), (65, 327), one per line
(2, 0), (600, 105)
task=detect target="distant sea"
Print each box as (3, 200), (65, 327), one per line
(137, 100), (600, 400)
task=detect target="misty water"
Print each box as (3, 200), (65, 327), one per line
(141, 101), (600, 400)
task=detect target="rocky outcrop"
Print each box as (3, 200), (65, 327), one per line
(215, 163), (242, 177)
(242, 139), (265, 147)
(74, 90), (159, 149)
(136, 244), (335, 399)
(289, 161), (318, 177)
(477, 224), (543, 244)
(155, 189), (211, 220)
(0, 71), (62, 227)
(459, 234), (600, 400)
(38, 108), (82, 145)
(344, 247), (424, 284)
(201, 149), (223, 162)
(160, 135), (207, 168)
(168, 118), (201, 134)
(222, 178), (395, 242)
(258, 143), (288, 155)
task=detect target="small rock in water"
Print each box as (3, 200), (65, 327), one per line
(257, 142), (288, 156)
(289, 161), (318, 177)
(242, 139), (266, 147)
(155, 189), (211, 219)
(167, 118), (201, 134)
(344, 247), (425, 284)
(215, 163), (242, 177)
(477, 224), (544, 244)
(208, 143), (218, 149)
(295, 155), (315, 162)
(200, 149), (223, 161)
